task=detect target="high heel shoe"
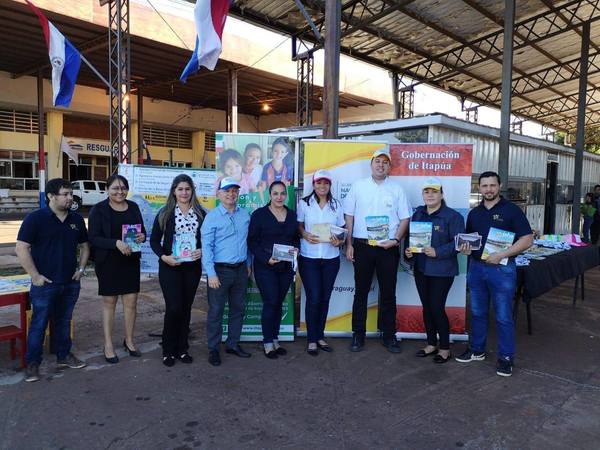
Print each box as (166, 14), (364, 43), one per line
(123, 340), (142, 357)
(104, 348), (119, 364)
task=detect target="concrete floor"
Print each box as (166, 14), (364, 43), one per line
(1, 267), (600, 449)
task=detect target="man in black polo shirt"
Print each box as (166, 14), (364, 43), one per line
(456, 171), (533, 377)
(16, 178), (90, 382)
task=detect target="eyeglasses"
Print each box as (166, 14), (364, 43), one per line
(54, 192), (74, 197)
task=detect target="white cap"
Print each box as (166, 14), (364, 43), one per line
(422, 176), (442, 191)
(371, 148), (391, 160)
(313, 169), (333, 183)
(218, 177), (241, 190)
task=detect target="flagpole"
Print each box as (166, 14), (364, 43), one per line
(80, 54), (116, 95)
(37, 72), (45, 208)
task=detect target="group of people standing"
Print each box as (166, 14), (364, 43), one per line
(16, 146), (533, 382)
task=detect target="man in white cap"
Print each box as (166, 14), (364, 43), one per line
(344, 148), (411, 352)
(201, 177), (252, 366)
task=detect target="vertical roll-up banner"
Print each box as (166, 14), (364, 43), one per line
(300, 140), (472, 340)
(215, 133), (297, 342)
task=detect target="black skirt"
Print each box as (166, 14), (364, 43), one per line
(95, 251), (141, 296)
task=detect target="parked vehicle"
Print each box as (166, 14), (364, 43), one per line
(70, 180), (107, 211)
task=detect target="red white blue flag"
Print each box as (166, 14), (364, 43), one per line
(180, 0), (231, 82)
(26, 0), (81, 107)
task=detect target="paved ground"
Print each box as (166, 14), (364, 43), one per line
(1, 259), (600, 449)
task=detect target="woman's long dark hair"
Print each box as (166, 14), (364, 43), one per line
(158, 174), (205, 230)
(302, 181), (340, 211)
(267, 180), (287, 206)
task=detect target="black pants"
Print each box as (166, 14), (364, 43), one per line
(414, 270), (454, 350)
(591, 218), (600, 245)
(352, 241), (399, 338)
(158, 261), (202, 357)
(253, 263), (294, 343)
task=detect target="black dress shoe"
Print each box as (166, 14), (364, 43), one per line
(349, 334), (365, 352)
(317, 342), (333, 352)
(264, 349), (278, 359)
(274, 346), (287, 356)
(104, 348), (119, 364)
(382, 337), (401, 353)
(208, 351), (221, 366)
(415, 348), (438, 358)
(178, 353), (193, 363)
(225, 345), (251, 358)
(307, 347), (319, 356)
(433, 353), (452, 364)
(162, 356), (175, 367)
(123, 340), (142, 357)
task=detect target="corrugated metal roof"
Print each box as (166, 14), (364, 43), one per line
(228, 0), (600, 136)
(0, 0), (376, 118)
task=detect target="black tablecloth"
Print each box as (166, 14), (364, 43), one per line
(517, 246), (600, 299)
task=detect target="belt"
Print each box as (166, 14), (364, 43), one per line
(352, 238), (370, 245)
(214, 261), (246, 269)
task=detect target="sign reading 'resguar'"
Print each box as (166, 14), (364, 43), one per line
(64, 137), (111, 155)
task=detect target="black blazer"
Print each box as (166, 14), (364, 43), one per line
(88, 198), (146, 265)
(150, 208), (202, 259)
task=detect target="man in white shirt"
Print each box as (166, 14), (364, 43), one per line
(344, 149), (411, 352)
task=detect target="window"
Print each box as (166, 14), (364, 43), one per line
(142, 125), (192, 149)
(98, 182), (106, 191)
(0, 109), (46, 134)
(83, 181), (96, 190)
(0, 160), (11, 177)
(14, 161), (34, 179)
(0, 151), (39, 191)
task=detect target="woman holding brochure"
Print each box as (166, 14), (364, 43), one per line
(404, 177), (465, 364)
(248, 181), (299, 359)
(150, 174), (204, 367)
(298, 169), (345, 356)
(89, 174), (146, 363)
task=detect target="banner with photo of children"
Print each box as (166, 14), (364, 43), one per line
(215, 133), (298, 342)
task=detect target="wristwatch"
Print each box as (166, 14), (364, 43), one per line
(78, 267), (86, 276)
(391, 238), (400, 245)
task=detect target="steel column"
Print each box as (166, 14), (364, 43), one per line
(37, 71), (45, 207)
(108, 0), (131, 170)
(229, 69), (238, 133)
(323, 0), (340, 139)
(137, 88), (144, 165)
(572, 21), (590, 233)
(499, 0), (515, 195)
(296, 53), (314, 126)
(392, 72), (400, 119)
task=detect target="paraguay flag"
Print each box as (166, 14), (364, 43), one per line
(180, 0), (232, 82)
(26, 1), (81, 107)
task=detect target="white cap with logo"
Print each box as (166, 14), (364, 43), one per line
(218, 177), (241, 190)
(313, 169), (333, 183)
(371, 148), (391, 160)
(422, 176), (442, 191)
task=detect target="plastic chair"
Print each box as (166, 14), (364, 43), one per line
(0, 292), (27, 368)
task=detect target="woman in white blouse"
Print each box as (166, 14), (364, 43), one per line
(298, 169), (345, 355)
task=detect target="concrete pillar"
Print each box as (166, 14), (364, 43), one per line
(131, 121), (139, 161)
(46, 111), (64, 180)
(192, 131), (206, 168)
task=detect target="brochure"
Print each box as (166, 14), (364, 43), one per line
(272, 244), (296, 262)
(172, 231), (196, 262)
(481, 227), (515, 265)
(365, 215), (389, 246)
(454, 232), (482, 251)
(311, 223), (333, 243)
(330, 225), (348, 242)
(122, 224), (142, 252)
(408, 221), (432, 253)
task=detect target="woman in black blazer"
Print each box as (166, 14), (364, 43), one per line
(150, 174), (204, 367)
(248, 181), (299, 359)
(89, 174), (146, 364)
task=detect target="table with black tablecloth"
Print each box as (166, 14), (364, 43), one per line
(514, 245), (600, 334)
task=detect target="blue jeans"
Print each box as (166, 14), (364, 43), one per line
(253, 263), (294, 344)
(467, 260), (516, 360)
(299, 256), (340, 343)
(26, 281), (81, 364)
(582, 216), (593, 242)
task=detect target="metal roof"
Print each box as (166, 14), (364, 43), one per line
(229, 0), (600, 135)
(0, 0), (376, 118)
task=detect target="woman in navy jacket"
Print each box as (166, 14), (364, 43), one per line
(405, 177), (465, 363)
(150, 174), (204, 367)
(248, 181), (299, 359)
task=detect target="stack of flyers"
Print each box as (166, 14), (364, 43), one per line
(365, 215), (389, 246)
(122, 224), (142, 252)
(454, 232), (482, 251)
(330, 225), (348, 242)
(272, 243), (298, 271)
(172, 231), (196, 262)
(311, 223), (333, 243)
(409, 222), (432, 253)
(481, 227), (515, 265)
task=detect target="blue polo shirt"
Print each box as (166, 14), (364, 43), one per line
(17, 207), (88, 283)
(466, 197), (532, 261)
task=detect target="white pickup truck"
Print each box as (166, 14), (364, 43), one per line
(70, 180), (107, 211)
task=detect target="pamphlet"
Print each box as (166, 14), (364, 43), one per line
(365, 215), (389, 246)
(311, 223), (333, 243)
(122, 224), (142, 252)
(454, 232), (482, 251)
(408, 221), (433, 253)
(330, 225), (348, 242)
(272, 243), (298, 271)
(481, 227), (515, 265)
(172, 231), (196, 262)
